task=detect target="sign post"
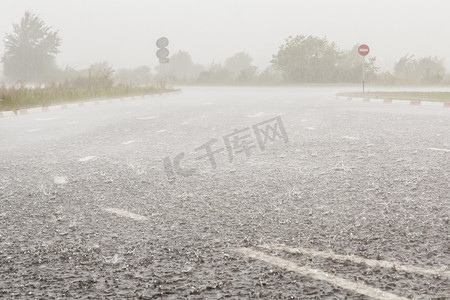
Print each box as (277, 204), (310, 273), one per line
(156, 37), (170, 89)
(358, 44), (370, 93)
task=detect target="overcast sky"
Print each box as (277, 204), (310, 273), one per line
(1, 0), (449, 71)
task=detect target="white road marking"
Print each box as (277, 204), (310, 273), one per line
(306, 127), (315, 130)
(78, 156), (96, 162)
(103, 208), (148, 221)
(181, 121), (190, 125)
(121, 140), (136, 145)
(35, 117), (59, 121)
(343, 136), (360, 140)
(428, 147), (450, 152)
(157, 129), (167, 133)
(54, 176), (67, 185)
(236, 248), (409, 300)
(263, 244), (450, 279)
(247, 112), (265, 118)
(137, 116), (158, 120)
(27, 128), (42, 133)
(68, 121), (79, 125)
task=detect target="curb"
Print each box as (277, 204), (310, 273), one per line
(336, 95), (450, 109)
(0, 94), (160, 118)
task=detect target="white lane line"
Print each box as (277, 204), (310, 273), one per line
(121, 140), (136, 145)
(137, 116), (158, 120)
(35, 117), (59, 121)
(156, 129), (167, 133)
(343, 136), (360, 140)
(247, 112), (265, 118)
(236, 247), (408, 300)
(27, 128), (42, 133)
(428, 147), (450, 152)
(305, 127), (315, 130)
(181, 121), (190, 125)
(78, 156), (96, 162)
(103, 208), (148, 221)
(263, 244), (450, 279)
(68, 121), (79, 125)
(54, 176), (67, 185)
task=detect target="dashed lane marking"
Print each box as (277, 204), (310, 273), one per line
(236, 247), (409, 300)
(157, 129), (167, 133)
(54, 176), (68, 185)
(427, 147), (450, 152)
(247, 112), (265, 118)
(35, 117), (59, 121)
(262, 244), (450, 279)
(342, 136), (360, 140)
(27, 128), (42, 133)
(103, 208), (149, 221)
(137, 116), (158, 120)
(78, 156), (96, 162)
(121, 140), (136, 145)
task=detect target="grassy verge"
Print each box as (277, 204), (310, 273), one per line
(0, 84), (180, 112)
(336, 92), (450, 102)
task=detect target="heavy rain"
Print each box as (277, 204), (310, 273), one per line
(0, 1), (449, 299)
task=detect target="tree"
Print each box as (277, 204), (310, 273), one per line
(162, 51), (204, 83)
(394, 55), (446, 84)
(224, 52), (253, 75)
(335, 45), (378, 82)
(271, 35), (341, 83)
(2, 11), (61, 83)
(393, 54), (417, 83)
(196, 63), (233, 85)
(115, 66), (152, 85)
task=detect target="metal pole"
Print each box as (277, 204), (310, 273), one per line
(362, 56), (365, 93)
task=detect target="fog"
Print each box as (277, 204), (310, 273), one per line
(1, 0), (450, 71)
(2, 1), (450, 299)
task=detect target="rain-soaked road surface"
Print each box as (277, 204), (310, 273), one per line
(0, 87), (449, 299)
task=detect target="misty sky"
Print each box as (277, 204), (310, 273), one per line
(1, 0), (450, 72)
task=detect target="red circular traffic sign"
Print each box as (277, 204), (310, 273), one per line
(358, 44), (370, 56)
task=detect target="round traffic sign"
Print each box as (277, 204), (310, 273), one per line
(156, 37), (169, 48)
(156, 48), (169, 59)
(358, 44), (370, 56)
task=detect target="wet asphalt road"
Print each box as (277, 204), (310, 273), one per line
(0, 86), (449, 299)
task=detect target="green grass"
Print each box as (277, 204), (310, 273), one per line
(0, 84), (179, 112)
(336, 92), (450, 102)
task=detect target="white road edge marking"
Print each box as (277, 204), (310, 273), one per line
(121, 140), (136, 145)
(103, 208), (148, 221)
(263, 244), (450, 279)
(236, 247), (409, 300)
(427, 147), (450, 152)
(78, 156), (96, 162)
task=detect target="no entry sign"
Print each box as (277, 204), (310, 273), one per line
(358, 44), (370, 56)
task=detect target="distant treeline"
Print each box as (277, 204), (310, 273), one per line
(121, 35), (450, 86)
(1, 11), (449, 86)
(156, 35), (449, 85)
